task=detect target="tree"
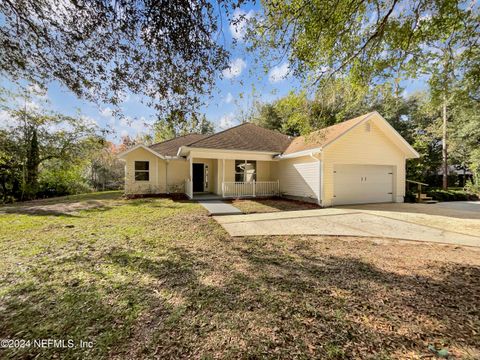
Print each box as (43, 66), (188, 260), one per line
(0, 0), (232, 120)
(4, 109), (99, 200)
(252, 91), (310, 136)
(0, 129), (22, 202)
(249, 0), (479, 188)
(198, 115), (216, 135)
(153, 113), (215, 143)
(250, 0), (478, 85)
(89, 142), (124, 191)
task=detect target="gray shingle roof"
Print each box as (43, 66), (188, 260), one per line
(187, 123), (292, 153)
(149, 134), (209, 156)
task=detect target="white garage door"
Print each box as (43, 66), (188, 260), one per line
(333, 164), (393, 205)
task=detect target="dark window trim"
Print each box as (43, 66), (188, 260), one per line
(134, 161), (150, 181)
(234, 160), (256, 182)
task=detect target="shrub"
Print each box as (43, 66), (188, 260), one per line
(426, 188), (478, 202)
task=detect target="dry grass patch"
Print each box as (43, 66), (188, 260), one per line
(231, 197), (319, 214)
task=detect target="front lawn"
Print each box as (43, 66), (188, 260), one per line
(0, 192), (479, 359)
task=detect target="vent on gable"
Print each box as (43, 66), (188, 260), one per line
(365, 122), (371, 132)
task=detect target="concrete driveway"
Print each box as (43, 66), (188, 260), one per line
(215, 201), (480, 247)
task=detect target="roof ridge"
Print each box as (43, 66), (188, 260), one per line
(187, 122), (292, 148)
(186, 122), (250, 147)
(148, 133), (203, 148)
(309, 112), (375, 135)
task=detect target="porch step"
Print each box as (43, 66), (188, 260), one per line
(421, 199), (439, 204)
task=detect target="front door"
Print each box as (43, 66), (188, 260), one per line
(192, 163), (204, 192)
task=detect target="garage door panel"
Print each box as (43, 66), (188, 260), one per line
(333, 165), (393, 205)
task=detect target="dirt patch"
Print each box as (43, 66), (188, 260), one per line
(231, 197), (320, 214)
(0, 200), (111, 216)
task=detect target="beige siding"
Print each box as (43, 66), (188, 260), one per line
(166, 159), (189, 193)
(123, 148), (163, 194)
(256, 161), (272, 181)
(322, 120), (405, 206)
(123, 148), (189, 194)
(123, 149), (277, 196)
(274, 155), (320, 202)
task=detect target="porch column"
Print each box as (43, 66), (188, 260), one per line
(189, 156), (193, 181)
(222, 158), (225, 197)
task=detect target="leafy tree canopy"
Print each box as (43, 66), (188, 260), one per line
(0, 0), (235, 119)
(249, 0), (479, 88)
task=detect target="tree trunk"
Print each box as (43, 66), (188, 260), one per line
(442, 94), (448, 190)
(25, 127), (40, 198)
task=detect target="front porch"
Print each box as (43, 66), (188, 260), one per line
(184, 157), (279, 199)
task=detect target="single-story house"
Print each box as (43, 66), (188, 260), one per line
(118, 111), (419, 206)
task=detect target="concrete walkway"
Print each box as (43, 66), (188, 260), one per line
(197, 200), (242, 216)
(215, 207), (480, 247)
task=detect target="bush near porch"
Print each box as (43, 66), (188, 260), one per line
(426, 188), (479, 202)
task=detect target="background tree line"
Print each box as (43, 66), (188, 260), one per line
(0, 87), (217, 203)
(0, 89), (126, 203)
(248, 78), (480, 191)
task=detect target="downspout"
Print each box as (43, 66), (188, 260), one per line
(309, 152), (322, 206)
(165, 160), (169, 194)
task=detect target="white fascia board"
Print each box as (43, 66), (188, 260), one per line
(275, 148), (322, 159)
(117, 144), (165, 159)
(370, 111), (420, 158)
(179, 146), (279, 157)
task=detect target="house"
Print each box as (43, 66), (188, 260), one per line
(118, 111), (419, 206)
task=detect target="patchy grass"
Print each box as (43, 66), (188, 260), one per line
(230, 197), (320, 214)
(0, 192), (479, 359)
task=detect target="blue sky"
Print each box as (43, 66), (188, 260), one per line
(1, 3), (427, 143)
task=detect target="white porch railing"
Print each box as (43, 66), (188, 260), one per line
(222, 180), (279, 198)
(185, 179), (193, 199)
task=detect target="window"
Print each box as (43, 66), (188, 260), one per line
(235, 160), (256, 182)
(134, 161), (149, 181)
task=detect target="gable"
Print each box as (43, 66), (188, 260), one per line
(323, 119), (405, 162)
(282, 112), (418, 159)
(120, 146), (161, 162)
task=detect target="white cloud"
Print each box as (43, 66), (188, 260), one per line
(120, 130), (129, 138)
(119, 117), (130, 128)
(27, 83), (48, 100)
(80, 115), (98, 129)
(222, 58), (247, 79)
(225, 92), (234, 103)
(229, 9), (254, 41)
(0, 110), (11, 128)
(25, 100), (41, 112)
(268, 62), (290, 83)
(219, 113), (237, 130)
(100, 107), (113, 118)
(131, 117), (146, 133)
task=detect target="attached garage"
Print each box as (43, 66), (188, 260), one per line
(279, 111), (419, 207)
(332, 164), (394, 205)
